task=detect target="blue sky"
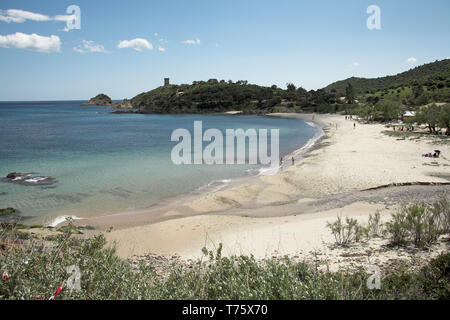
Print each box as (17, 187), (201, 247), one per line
(0, 0), (449, 101)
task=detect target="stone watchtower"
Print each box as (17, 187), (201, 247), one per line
(164, 78), (170, 86)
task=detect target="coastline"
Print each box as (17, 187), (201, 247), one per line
(41, 113), (323, 228)
(97, 113), (450, 266)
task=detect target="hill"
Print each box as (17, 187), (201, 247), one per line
(81, 93), (113, 106)
(324, 59), (450, 95)
(128, 80), (283, 114)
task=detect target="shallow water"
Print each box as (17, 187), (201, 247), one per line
(0, 101), (318, 221)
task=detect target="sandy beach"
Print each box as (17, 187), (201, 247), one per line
(84, 113), (450, 269)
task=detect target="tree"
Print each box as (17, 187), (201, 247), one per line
(412, 83), (424, 98)
(373, 101), (400, 121)
(286, 83), (296, 91)
(345, 83), (355, 104)
(438, 104), (450, 135)
(416, 104), (441, 134)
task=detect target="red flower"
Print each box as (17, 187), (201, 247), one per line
(49, 285), (64, 300)
(2, 271), (10, 282)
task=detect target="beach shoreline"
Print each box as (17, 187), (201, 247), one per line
(20, 111), (448, 269)
(92, 112), (450, 265)
(40, 113), (325, 228)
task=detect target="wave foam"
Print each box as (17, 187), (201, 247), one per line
(47, 215), (83, 228)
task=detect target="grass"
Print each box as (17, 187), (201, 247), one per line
(382, 130), (450, 144)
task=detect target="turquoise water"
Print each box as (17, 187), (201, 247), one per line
(0, 101), (318, 222)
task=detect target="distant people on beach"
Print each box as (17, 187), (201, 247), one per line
(353, 123), (356, 129)
(291, 156), (294, 165)
(422, 150), (441, 158)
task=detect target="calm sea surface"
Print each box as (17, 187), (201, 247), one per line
(0, 101), (318, 223)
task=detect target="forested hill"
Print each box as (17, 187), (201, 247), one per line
(129, 80), (284, 114)
(324, 59), (450, 95)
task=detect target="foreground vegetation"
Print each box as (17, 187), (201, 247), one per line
(1, 206), (449, 300)
(327, 196), (450, 248)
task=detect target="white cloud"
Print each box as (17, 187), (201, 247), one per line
(182, 38), (200, 45)
(53, 14), (76, 23)
(117, 38), (153, 51)
(158, 46), (165, 52)
(73, 40), (108, 53)
(352, 62), (360, 67)
(159, 38), (168, 43)
(0, 32), (60, 53)
(0, 9), (74, 24)
(407, 57), (417, 64)
(0, 9), (50, 23)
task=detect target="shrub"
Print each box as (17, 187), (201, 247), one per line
(1, 221), (450, 300)
(326, 217), (366, 245)
(385, 203), (442, 248)
(367, 211), (383, 238)
(420, 252), (450, 300)
(385, 211), (409, 246)
(430, 197), (450, 235)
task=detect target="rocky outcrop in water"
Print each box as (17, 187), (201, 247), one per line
(0, 207), (15, 216)
(111, 98), (137, 113)
(6, 172), (24, 179)
(3, 172), (57, 186)
(81, 94), (113, 106)
(116, 98), (133, 109)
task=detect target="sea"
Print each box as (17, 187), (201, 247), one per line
(0, 101), (320, 224)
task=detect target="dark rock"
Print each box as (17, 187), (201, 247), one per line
(6, 172), (24, 179)
(81, 93), (113, 106)
(0, 207), (15, 216)
(2, 172), (57, 186)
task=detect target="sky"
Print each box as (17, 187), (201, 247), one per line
(0, 0), (449, 101)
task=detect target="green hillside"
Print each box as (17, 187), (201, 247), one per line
(324, 59), (450, 95)
(130, 80), (282, 114)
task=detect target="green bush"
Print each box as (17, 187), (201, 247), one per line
(1, 220), (450, 300)
(367, 211), (383, 238)
(385, 203), (443, 248)
(431, 197), (450, 235)
(326, 217), (367, 245)
(420, 252), (450, 300)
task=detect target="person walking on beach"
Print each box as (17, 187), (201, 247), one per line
(353, 122), (356, 129)
(291, 156), (294, 165)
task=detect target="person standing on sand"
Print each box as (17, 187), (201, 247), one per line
(354, 122), (356, 129)
(291, 156), (294, 165)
